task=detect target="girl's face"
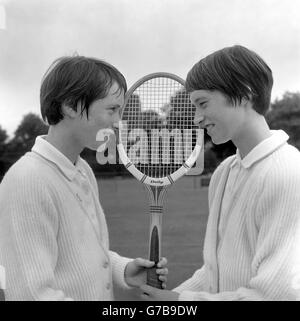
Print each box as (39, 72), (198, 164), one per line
(190, 89), (247, 145)
(74, 82), (124, 151)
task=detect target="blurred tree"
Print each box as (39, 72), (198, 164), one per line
(140, 109), (162, 130)
(210, 140), (236, 161)
(123, 93), (142, 129)
(15, 113), (48, 141)
(203, 144), (219, 174)
(0, 125), (8, 153)
(266, 91), (300, 149)
(1, 113), (49, 174)
(0, 125), (9, 178)
(11, 113), (49, 152)
(166, 89), (195, 130)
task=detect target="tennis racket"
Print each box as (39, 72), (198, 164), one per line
(117, 72), (203, 288)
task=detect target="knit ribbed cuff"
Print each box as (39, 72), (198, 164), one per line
(177, 290), (197, 301)
(109, 251), (133, 290)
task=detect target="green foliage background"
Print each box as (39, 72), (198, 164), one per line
(1, 92), (300, 179)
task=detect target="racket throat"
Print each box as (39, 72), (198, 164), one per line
(146, 185), (166, 289)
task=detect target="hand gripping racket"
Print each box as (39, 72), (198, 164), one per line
(117, 72), (203, 288)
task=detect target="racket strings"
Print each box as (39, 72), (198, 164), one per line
(121, 77), (197, 178)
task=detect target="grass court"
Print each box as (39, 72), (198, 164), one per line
(98, 175), (209, 300)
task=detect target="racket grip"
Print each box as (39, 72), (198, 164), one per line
(147, 264), (163, 289)
(147, 224), (163, 289)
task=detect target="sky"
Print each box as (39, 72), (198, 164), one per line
(0, 0), (299, 137)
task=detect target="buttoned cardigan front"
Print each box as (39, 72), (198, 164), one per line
(174, 130), (300, 300)
(0, 136), (132, 300)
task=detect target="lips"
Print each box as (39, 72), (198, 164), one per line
(206, 124), (214, 130)
(204, 124), (215, 135)
(199, 123), (214, 130)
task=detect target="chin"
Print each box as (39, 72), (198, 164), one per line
(211, 136), (230, 145)
(87, 146), (98, 152)
(85, 142), (98, 151)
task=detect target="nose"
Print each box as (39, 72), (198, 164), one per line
(112, 111), (121, 127)
(193, 108), (204, 126)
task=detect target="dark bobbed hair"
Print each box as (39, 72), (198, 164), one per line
(40, 55), (127, 125)
(186, 45), (273, 115)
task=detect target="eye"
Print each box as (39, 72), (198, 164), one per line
(195, 101), (207, 109)
(108, 106), (119, 113)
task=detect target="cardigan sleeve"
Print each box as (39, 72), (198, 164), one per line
(109, 251), (133, 289)
(172, 266), (207, 295)
(174, 165), (300, 301)
(0, 171), (73, 301)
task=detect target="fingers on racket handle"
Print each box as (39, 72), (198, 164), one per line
(147, 266), (163, 289)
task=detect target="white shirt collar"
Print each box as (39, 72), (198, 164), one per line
(231, 130), (289, 169)
(31, 135), (85, 181)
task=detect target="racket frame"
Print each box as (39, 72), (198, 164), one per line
(117, 72), (203, 288)
(117, 72), (203, 187)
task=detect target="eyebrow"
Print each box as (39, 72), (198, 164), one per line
(193, 97), (208, 105)
(107, 104), (121, 108)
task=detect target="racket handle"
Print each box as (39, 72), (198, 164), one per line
(147, 225), (163, 289)
(147, 264), (163, 289)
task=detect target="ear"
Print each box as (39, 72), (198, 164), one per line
(61, 103), (79, 119)
(241, 95), (253, 109)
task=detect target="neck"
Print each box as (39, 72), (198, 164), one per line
(45, 124), (83, 164)
(232, 114), (271, 159)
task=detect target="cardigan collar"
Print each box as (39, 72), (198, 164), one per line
(31, 135), (85, 181)
(231, 130), (289, 169)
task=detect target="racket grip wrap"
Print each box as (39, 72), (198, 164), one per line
(147, 264), (163, 289)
